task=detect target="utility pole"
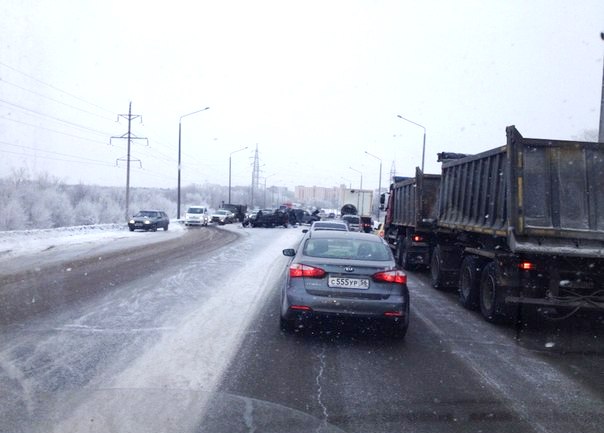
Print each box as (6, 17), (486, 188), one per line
(250, 144), (260, 207)
(599, 32), (604, 142)
(111, 102), (148, 222)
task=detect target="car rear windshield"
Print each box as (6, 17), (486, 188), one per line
(303, 238), (391, 261)
(312, 222), (347, 231)
(343, 216), (360, 224)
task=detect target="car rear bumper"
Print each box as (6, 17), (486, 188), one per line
(283, 291), (408, 320)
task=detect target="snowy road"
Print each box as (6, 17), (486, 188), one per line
(0, 224), (301, 432)
(1, 225), (603, 433)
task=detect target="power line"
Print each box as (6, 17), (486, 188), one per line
(0, 60), (116, 116)
(0, 147), (116, 168)
(0, 98), (112, 136)
(0, 77), (116, 122)
(0, 116), (108, 145)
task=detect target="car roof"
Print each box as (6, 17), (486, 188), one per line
(306, 230), (383, 242)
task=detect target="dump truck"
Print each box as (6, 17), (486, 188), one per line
(385, 125), (604, 323)
(382, 169), (441, 270)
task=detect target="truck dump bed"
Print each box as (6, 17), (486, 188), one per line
(437, 126), (604, 256)
(390, 168), (440, 230)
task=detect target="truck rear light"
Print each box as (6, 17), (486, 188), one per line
(289, 264), (326, 278)
(412, 234), (423, 242)
(372, 270), (407, 284)
(519, 261), (536, 271)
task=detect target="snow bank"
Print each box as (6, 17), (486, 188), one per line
(0, 221), (185, 263)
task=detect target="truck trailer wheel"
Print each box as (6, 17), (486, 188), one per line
(479, 262), (506, 323)
(430, 246), (446, 290)
(459, 256), (481, 310)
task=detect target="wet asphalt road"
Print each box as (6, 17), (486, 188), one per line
(213, 255), (604, 433)
(1, 226), (603, 433)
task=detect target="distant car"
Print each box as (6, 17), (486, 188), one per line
(290, 209), (318, 225)
(280, 231), (409, 338)
(341, 214), (361, 232)
(249, 209), (289, 228)
(128, 210), (170, 232)
(306, 220), (349, 232)
(184, 206), (209, 226)
(211, 209), (235, 225)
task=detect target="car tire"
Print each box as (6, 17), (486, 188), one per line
(459, 256), (481, 310)
(151, 225), (157, 232)
(164, 224), (169, 231)
(280, 315), (296, 333)
(389, 322), (408, 339)
(129, 227), (134, 232)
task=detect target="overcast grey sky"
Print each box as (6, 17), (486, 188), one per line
(1, 0), (603, 191)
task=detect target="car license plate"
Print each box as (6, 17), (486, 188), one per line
(328, 276), (369, 289)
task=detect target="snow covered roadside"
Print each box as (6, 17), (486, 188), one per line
(46, 226), (302, 432)
(0, 222), (187, 275)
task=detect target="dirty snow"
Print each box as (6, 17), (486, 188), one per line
(0, 222), (187, 274)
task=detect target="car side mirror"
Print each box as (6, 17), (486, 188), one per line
(282, 248), (296, 257)
(301, 229), (309, 233)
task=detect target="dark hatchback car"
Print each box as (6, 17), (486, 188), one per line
(281, 231), (409, 338)
(128, 210), (170, 232)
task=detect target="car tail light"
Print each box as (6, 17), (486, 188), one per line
(290, 305), (312, 311)
(372, 270), (407, 284)
(384, 311), (403, 317)
(519, 261), (536, 271)
(412, 234), (423, 242)
(289, 264), (326, 278)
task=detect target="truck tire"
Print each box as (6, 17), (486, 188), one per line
(398, 239), (415, 271)
(430, 246), (447, 290)
(479, 262), (506, 323)
(395, 240), (404, 266)
(459, 256), (481, 310)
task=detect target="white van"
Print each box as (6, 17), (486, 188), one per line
(184, 206), (209, 226)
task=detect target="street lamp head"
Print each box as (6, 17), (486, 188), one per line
(365, 150), (382, 162)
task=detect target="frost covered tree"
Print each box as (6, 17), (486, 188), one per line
(0, 194), (27, 230)
(73, 199), (101, 225)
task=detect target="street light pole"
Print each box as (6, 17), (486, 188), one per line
(262, 173), (276, 208)
(365, 151), (382, 222)
(349, 166), (364, 214)
(178, 107), (209, 218)
(397, 114), (426, 173)
(228, 146), (248, 204)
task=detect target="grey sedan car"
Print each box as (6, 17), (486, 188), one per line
(280, 231), (409, 338)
